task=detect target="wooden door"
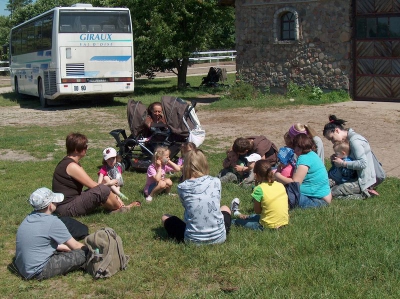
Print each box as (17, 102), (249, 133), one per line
(354, 0), (400, 101)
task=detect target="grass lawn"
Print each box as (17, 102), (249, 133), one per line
(0, 76), (398, 298)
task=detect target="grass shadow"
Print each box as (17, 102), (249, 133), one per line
(7, 257), (24, 280)
(151, 226), (170, 241)
(1, 92), (128, 110)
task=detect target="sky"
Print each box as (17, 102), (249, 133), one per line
(0, 0), (9, 16)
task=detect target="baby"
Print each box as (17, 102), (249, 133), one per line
(275, 132), (296, 178)
(328, 141), (357, 186)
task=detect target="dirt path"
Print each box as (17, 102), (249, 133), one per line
(0, 100), (399, 178)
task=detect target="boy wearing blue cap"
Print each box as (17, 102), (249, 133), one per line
(14, 187), (87, 280)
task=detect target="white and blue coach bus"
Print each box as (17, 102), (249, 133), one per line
(9, 4), (134, 107)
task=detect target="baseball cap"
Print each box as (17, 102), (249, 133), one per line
(29, 187), (64, 210)
(246, 153), (262, 163)
(103, 147), (117, 160)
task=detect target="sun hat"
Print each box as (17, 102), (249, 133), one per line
(288, 124), (307, 138)
(245, 153), (262, 163)
(103, 147), (117, 160)
(277, 147), (295, 166)
(29, 187), (64, 210)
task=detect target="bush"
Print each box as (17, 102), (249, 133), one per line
(226, 80), (260, 101)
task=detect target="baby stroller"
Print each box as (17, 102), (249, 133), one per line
(110, 96), (205, 172)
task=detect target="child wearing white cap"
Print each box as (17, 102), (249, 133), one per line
(14, 187), (87, 280)
(98, 147), (141, 207)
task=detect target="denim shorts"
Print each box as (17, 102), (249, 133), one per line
(231, 214), (264, 231)
(298, 194), (328, 208)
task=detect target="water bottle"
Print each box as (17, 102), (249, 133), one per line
(94, 248), (101, 262)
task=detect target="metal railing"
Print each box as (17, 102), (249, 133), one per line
(189, 50), (236, 63)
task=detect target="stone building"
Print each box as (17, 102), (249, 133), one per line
(220, 0), (400, 101)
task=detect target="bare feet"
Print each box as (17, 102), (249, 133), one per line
(126, 201), (141, 207)
(109, 206), (131, 214)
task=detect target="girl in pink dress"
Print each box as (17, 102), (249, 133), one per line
(144, 146), (181, 202)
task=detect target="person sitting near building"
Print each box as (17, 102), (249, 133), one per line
(323, 115), (380, 199)
(219, 136), (278, 183)
(14, 187), (88, 280)
(275, 132), (296, 178)
(52, 132), (138, 216)
(161, 149), (232, 244)
(287, 123), (325, 163)
(274, 134), (332, 208)
(231, 160), (289, 230)
(328, 140), (357, 187)
(140, 101), (169, 137)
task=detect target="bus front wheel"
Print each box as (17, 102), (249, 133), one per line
(38, 79), (48, 108)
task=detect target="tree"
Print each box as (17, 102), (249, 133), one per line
(10, 0), (79, 27)
(132, 0), (234, 88)
(0, 16), (10, 60)
(95, 0), (234, 88)
(6, 0), (32, 18)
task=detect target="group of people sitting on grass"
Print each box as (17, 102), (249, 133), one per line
(14, 113), (384, 281)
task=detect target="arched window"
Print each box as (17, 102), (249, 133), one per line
(273, 7), (299, 43)
(281, 12), (295, 40)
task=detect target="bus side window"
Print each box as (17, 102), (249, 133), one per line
(81, 25), (87, 32)
(102, 25), (115, 32)
(60, 24), (73, 32)
(88, 24), (101, 32)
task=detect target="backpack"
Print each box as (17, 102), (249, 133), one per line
(84, 227), (129, 279)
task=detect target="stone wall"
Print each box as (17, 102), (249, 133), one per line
(235, 0), (352, 91)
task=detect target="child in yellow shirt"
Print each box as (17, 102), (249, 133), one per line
(231, 160), (289, 230)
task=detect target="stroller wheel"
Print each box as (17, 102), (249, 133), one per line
(122, 156), (131, 171)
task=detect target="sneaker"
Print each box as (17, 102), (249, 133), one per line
(230, 198), (241, 217)
(145, 195), (153, 202)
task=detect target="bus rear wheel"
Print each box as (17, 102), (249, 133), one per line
(38, 79), (48, 108)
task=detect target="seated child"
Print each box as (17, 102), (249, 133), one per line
(14, 187), (87, 280)
(98, 147), (125, 198)
(98, 147), (141, 207)
(231, 160), (289, 230)
(177, 142), (197, 181)
(275, 132), (296, 178)
(328, 141), (357, 187)
(144, 146), (181, 202)
(218, 150), (257, 185)
(161, 149), (232, 244)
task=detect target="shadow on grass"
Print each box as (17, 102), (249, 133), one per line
(1, 92), (128, 110)
(7, 257), (24, 280)
(134, 79), (179, 96)
(152, 226), (170, 241)
(183, 96), (220, 104)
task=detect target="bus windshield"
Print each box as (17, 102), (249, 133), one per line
(59, 11), (131, 33)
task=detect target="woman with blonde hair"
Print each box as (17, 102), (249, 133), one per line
(287, 123), (325, 163)
(162, 149), (231, 244)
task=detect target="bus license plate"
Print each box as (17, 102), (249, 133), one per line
(73, 85), (87, 92)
